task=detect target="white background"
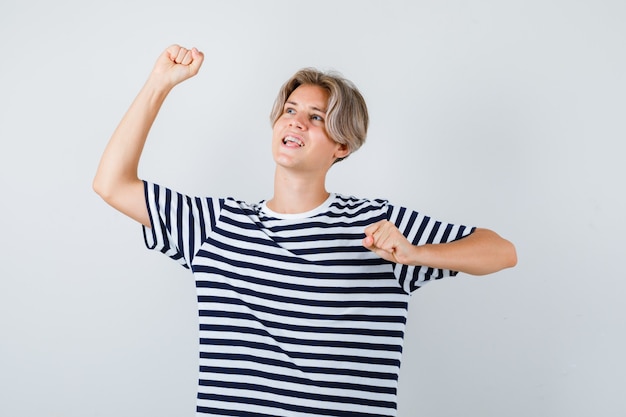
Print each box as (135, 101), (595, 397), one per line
(1, 0), (625, 416)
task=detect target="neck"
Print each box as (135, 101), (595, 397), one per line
(266, 166), (330, 214)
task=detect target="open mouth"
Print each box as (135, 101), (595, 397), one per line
(283, 135), (304, 147)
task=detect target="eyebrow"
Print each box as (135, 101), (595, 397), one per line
(286, 100), (327, 114)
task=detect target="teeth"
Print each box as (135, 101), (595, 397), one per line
(283, 136), (304, 147)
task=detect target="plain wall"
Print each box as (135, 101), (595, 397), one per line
(1, 0), (625, 416)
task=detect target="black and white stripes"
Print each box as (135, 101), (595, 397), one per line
(142, 181), (473, 416)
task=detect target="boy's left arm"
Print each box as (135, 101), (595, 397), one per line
(363, 221), (517, 275)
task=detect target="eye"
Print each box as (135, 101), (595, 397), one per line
(311, 114), (324, 122)
(285, 107), (296, 115)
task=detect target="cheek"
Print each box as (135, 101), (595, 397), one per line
(271, 120), (283, 137)
(317, 129), (334, 145)
(272, 117), (287, 133)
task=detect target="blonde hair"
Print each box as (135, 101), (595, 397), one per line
(270, 68), (369, 162)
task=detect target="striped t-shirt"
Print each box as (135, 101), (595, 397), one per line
(142, 181), (474, 417)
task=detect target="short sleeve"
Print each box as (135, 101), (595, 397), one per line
(387, 204), (476, 292)
(142, 181), (221, 269)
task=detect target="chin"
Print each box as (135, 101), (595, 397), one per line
(273, 154), (296, 168)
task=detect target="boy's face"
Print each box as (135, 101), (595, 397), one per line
(271, 84), (348, 173)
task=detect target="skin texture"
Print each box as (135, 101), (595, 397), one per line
(93, 44), (517, 276)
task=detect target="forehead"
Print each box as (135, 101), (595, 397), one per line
(287, 84), (330, 110)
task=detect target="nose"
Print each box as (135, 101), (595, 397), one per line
(289, 113), (306, 129)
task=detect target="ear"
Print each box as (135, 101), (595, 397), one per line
(334, 143), (350, 160)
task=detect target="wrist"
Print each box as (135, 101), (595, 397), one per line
(144, 73), (176, 96)
(139, 75), (175, 107)
(408, 244), (426, 266)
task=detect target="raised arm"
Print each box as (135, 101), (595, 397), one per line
(93, 45), (204, 227)
(363, 221), (517, 276)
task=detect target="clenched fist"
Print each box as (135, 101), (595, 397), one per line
(363, 220), (418, 265)
(149, 44), (205, 89)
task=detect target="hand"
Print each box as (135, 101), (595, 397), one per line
(149, 44), (205, 89)
(362, 220), (416, 265)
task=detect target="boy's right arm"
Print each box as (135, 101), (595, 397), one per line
(93, 45), (204, 227)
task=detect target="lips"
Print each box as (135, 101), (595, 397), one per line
(283, 135), (304, 147)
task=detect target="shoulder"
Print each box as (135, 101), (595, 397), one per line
(222, 197), (260, 215)
(332, 193), (388, 208)
(328, 193), (390, 219)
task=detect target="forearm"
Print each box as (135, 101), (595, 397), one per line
(410, 228), (517, 276)
(93, 77), (171, 199)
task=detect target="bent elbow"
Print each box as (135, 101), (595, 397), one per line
(92, 176), (111, 201)
(476, 235), (518, 276)
(502, 239), (518, 270)
(92, 174), (127, 205)
(506, 242), (517, 268)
